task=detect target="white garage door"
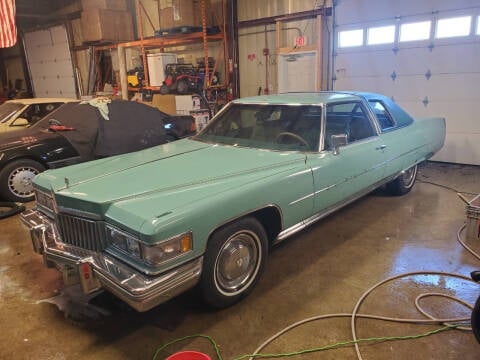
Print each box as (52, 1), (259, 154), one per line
(23, 25), (77, 98)
(333, 0), (480, 165)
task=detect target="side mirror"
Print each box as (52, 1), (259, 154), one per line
(331, 134), (348, 155)
(49, 119), (61, 126)
(11, 117), (29, 127)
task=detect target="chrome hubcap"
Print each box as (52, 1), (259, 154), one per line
(8, 166), (38, 198)
(215, 231), (260, 294)
(401, 165), (417, 188)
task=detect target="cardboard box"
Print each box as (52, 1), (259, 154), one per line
(190, 109), (210, 132)
(176, 94), (201, 115)
(81, 9), (134, 42)
(158, 0), (173, 9)
(158, 0), (202, 29)
(173, 0), (198, 27)
(151, 94), (177, 115)
(81, 0), (127, 11)
(159, 7), (174, 30)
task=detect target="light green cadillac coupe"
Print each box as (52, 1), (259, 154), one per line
(22, 92), (446, 311)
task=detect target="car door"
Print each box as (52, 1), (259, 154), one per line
(307, 100), (387, 214)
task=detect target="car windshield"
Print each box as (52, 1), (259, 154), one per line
(194, 103), (322, 151)
(0, 102), (23, 123)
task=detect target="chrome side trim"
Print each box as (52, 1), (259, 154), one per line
(275, 173), (400, 243)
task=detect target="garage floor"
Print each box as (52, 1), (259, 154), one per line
(1, 162), (480, 360)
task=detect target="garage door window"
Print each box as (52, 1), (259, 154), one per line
(338, 29), (364, 47)
(400, 21), (431, 42)
(436, 16), (472, 38)
(367, 25), (395, 45)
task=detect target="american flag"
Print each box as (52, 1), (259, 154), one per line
(0, 0), (16, 48)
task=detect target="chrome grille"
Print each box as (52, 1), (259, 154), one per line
(35, 189), (54, 215)
(57, 214), (106, 251)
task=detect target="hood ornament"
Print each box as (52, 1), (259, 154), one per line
(65, 177), (70, 188)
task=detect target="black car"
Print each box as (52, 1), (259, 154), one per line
(0, 100), (196, 202)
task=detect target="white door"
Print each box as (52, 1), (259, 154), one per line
(23, 25), (77, 98)
(333, 0), (480, 165)
(278, 51), (317, 93)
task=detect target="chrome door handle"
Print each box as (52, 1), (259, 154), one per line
(376, 144), (387, 150)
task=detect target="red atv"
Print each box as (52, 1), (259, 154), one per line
(160, 63), (219, 95)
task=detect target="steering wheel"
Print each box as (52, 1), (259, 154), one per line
(275, 132), (310, 148)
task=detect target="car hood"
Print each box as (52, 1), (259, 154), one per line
(35, 139), (307, 231)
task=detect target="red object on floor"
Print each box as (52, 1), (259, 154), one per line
(166, 351), (211, 360)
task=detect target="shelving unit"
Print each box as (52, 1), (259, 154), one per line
(92, 0), (229, 114)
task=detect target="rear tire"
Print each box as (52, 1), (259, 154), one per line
(0, 159), (45, 202)
(386, 164), (417, 196)
(199, 217), (268, 308)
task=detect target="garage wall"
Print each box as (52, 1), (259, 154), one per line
(238, 0), (332, 97)
(333, 0), (480, 165)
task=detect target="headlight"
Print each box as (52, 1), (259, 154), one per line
(107, 225), (142, 259)
(107, 225), (192, 266)
(142, 232), (192, 265)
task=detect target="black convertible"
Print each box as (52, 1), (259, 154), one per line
(0, 100), (196, 202)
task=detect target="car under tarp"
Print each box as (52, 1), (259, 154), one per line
(40, 100), (168, 160)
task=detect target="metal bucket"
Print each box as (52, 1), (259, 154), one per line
(466, 194), (480, 241)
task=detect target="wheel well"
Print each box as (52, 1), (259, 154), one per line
(3, 156), (48, 170)
(249, 206), (282, 244)
(208, 206), (282, 247)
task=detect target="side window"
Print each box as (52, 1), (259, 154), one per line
(13, 103), (62, 126)
(369, 100), (395, 130)
(325, 101), (375, 150)
(18, 105), (34, 122)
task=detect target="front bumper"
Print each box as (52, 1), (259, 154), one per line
(21, 209), (203, 312)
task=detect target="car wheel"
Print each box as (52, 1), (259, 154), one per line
(0, 159), (45, 202)
(160, 84), (169, 95)
(199, 217), (268, 308)
(176, 79), (189, 94)
(386, 164), (417, 196)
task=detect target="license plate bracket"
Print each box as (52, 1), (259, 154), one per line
(78, 262), (102, 293)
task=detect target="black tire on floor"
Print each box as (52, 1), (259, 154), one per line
(472, 295), (480, 344)
(0, 202), (25, 219)
(386, 164), (418, 196)
(199, 217), (268, 308)
(0, 159), (45, 202)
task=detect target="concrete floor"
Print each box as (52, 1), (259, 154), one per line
(1, 161), (480, 360)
